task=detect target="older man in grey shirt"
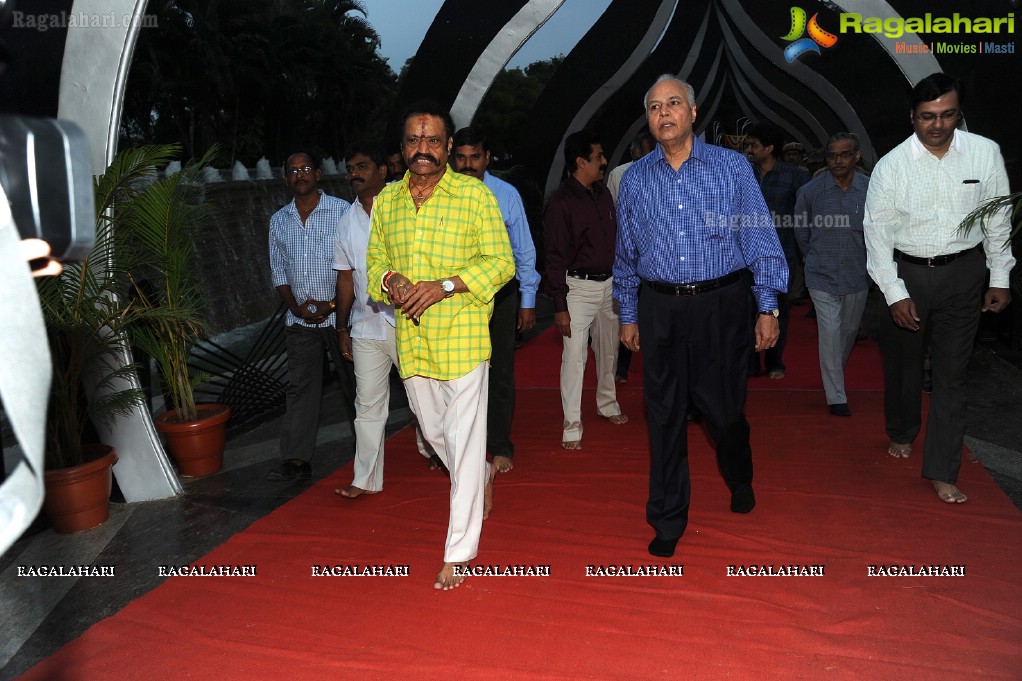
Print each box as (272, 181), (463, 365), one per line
(794, 133), (870, 417)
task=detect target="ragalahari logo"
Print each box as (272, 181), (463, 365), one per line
(781, 7), (838, 62)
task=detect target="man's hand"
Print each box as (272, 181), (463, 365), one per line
(554, 311), (571, 338)
(297, 298), (331, 324)
(338, 328), (353, 362)
(889, 298), (920, 331)
(754, 315), (779, 350)
(18, 238), (62, 277)
(401, 280), (448, 323)
(982, 287), (1012, 313)
(385, 272), (415, 307)
(620, 323), (640, 352)
(517, 307), (536, 333)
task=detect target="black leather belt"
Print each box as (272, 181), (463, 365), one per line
(644, 271), (742, 296)
(893, 244), (981, 268)
(567, 270), (611, 282)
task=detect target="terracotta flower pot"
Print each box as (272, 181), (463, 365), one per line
(43, 444), (118, 534)
(155, 403), (231, 477)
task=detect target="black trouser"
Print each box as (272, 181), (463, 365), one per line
(641, 278), (754, 541)
(878, 247), (986, 483)
(280, 325), (354, 463)
(487, 280), (519, 459)
(750, 250), (793, 374)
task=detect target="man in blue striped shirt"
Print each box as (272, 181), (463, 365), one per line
(267, 152), (352, 481)
(613, 75), (787, 558)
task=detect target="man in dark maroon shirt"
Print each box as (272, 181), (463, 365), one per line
(544, 130), (629, 450)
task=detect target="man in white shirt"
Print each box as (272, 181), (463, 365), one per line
(333, 145), (398, 498)
(864, 73), (1014, 504)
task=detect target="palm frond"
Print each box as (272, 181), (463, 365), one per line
(118, 145), (221, 421)
(957, 191), (1022, 251)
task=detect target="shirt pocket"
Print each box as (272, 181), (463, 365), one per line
(952, 181), (981, 214)
(430, 220), (471, 271)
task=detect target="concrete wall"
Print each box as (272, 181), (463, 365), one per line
(198, 177), (354, 335)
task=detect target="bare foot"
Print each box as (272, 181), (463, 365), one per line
(428, 454), (447, 472)
(335, 485), (378, 499)
(561, 440), (582, 450)
(887, 442), (912, 458)
(605, 413), (629, 425)
(768, 370), (785, 379)
(434, 562), (468, 590)
(483, 463), (495, 520)
(932, 480), (967, 504)
(493, 455), (513, 473)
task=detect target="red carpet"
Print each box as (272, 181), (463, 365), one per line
(19, 313), (1022, 680)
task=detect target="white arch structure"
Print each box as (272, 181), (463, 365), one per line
(58, 0), (182, 501)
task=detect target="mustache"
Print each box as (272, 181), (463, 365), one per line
(412, 153), (440, 165)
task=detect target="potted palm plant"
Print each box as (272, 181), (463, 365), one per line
(34, 147), (181, 532)
(118, 144), (231, 477)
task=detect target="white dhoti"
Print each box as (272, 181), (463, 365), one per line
(403, 361), (489, 562)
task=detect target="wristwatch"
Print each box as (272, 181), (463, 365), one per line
(441, 279), (455, 297)
(759, 309), (779, 317)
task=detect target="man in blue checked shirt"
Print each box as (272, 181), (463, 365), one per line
(613, 75), (787, 559)
(452, 126), (541, 474)
(794, 133), (870, 418)
(267, 152), (352, 481)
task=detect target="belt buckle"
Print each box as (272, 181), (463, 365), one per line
(926, 256), (936, 268)
(678, 284), (698, 296)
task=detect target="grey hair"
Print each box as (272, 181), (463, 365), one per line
(643, 74), (696, 110)
(826, 132), (859, 153)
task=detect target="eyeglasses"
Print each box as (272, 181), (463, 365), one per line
(826, 151), (858, 160)
(913, 110), (960, 123)
(287, 166), (315, 176)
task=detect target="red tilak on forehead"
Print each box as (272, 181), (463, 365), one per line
(418, 115), (429, 136)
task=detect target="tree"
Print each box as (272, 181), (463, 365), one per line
(473, 56), (563, 162)
(121, 0), (398, 164)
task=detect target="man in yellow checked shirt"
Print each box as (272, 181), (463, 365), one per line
(366, 101), (514, 591)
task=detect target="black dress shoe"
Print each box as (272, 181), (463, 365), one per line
(730, 486), (756, 514)
(829, 403), (851, 417)
(266, 459), (311, 481)
(648, 536), (680, 558)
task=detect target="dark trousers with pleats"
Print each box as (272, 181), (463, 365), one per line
(877, 247), (986, 484)
(641, 277), (755, 542)
(487, 281), (519, 460)
(280, 324), (352, 463)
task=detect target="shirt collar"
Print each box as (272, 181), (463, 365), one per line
(565, 174), (603, 197)
(289, 189), (324, 214)
(689, 136), (709, 162)
(910, 128), (962, 159)
(652, 135), (707, 167)
(825, 170), (866, 191)
(399, 168), (459, 199)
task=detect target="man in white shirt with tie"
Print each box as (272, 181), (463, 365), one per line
(864, 72), (1014, 504)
